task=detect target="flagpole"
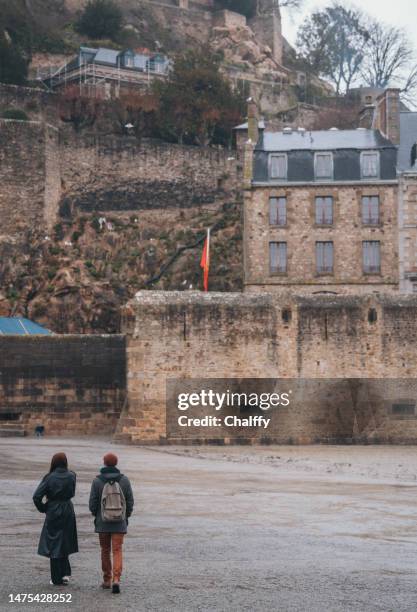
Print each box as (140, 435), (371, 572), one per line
(206, 227), (210, 292)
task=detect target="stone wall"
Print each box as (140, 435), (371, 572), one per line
(0, 120), (240, 237)
(244, 184), (399, 293)
(213, 9), (247, 28)
(0, 83), (57, 122)
(0, 120), (60, 239)
(119, 291), (417, 444)
(59, 134), (239, 215)
(0, 335), (126, 435)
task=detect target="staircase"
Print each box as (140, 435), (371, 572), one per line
(0, 422), (26, 437)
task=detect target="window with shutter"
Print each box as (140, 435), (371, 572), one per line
(315, 196), (333, 225)
(362, 195), (380, 225)
(269, 154), (287, 180)
(363, 241), (381, 273)
(269, 197), (287, 226)
(316, 241), (333, 274)
(269, 242), (287, 274)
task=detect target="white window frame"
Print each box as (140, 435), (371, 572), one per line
(269, 196), (287, 226)
(316, 241), (334, 274)
(362, 240), (381, 274)
(315, 196), (333, 226)
(314, 152), (333, 180)
(269, 241), (287, 275)
(360, 151), (380, 179)
(269, 154), (288, 180)
(361, 195), (380, 225)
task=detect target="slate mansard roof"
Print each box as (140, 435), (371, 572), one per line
(258, 128), (394, 152)
(252, 127), (398, 184)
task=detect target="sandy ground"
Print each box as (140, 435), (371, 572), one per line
(1, 439), (417, 612)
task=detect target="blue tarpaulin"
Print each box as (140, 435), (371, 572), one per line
(0, 317), (52, 335)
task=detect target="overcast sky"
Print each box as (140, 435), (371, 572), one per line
(281, 0), (417, 47)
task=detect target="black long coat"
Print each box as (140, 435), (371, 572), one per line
(33, 468), (78, 559)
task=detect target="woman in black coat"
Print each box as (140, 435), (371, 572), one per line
(33, 452), (78, 585)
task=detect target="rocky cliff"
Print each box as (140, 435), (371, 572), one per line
(0, 198), (242, 333)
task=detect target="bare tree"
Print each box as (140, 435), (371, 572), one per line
(361, 21), (413, 87)
(58, 85), (101, 132)
(360, 20), (417, 107)
(401, 64), (417, 106)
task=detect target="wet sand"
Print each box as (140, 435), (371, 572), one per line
(1, 438), (417, 611)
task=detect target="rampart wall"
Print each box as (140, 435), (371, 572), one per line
(118, 291), (417, 444)
(0, 335), (126, 435)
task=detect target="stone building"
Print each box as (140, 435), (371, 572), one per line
(42, 47), (170, 98)
(358, 88), (417, 294)
(397, 108), (417, 293)
(242, 101), (399, 294)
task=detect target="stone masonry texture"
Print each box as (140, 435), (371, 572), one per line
(119, 291), (417, 445)
(0, 335), (126, 435)
(0, 120), (61, 238)
(244, 184), (398, 293)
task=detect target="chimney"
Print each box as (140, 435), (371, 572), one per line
(247, 98), (259, 145)
(373, 88), (401, 145)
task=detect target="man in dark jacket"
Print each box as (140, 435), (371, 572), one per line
(89, 452), (134, 594)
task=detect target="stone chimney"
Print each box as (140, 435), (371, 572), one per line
(373, 88), (401, 145)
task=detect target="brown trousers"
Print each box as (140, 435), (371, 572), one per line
(98, 533), (125, 584)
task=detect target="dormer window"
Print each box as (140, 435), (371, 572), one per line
(361, 151), (379, 178)
(269, 154), (287, 180)
(314, 152), (333, 180)
(123, 53), (134, 68)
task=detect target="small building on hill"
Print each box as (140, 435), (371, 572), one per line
(41, 46), (170, 99)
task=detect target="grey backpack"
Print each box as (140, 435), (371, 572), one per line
(100, 478), (126, 523)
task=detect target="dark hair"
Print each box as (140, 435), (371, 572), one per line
(49, 452), (68, 473)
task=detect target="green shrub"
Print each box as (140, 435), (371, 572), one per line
(76, 0), (123, 40)
(54, 223), (65, 241)
(1, 109), (29, 121)
(6, 287), (19, 300)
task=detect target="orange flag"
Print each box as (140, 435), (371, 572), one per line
(200, 228), (210, 292)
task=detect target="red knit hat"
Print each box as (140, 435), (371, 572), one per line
(103, 452), (118, 467)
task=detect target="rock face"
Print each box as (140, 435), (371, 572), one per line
(0, 200), (243, 334)
(209, 20), (294, 114)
